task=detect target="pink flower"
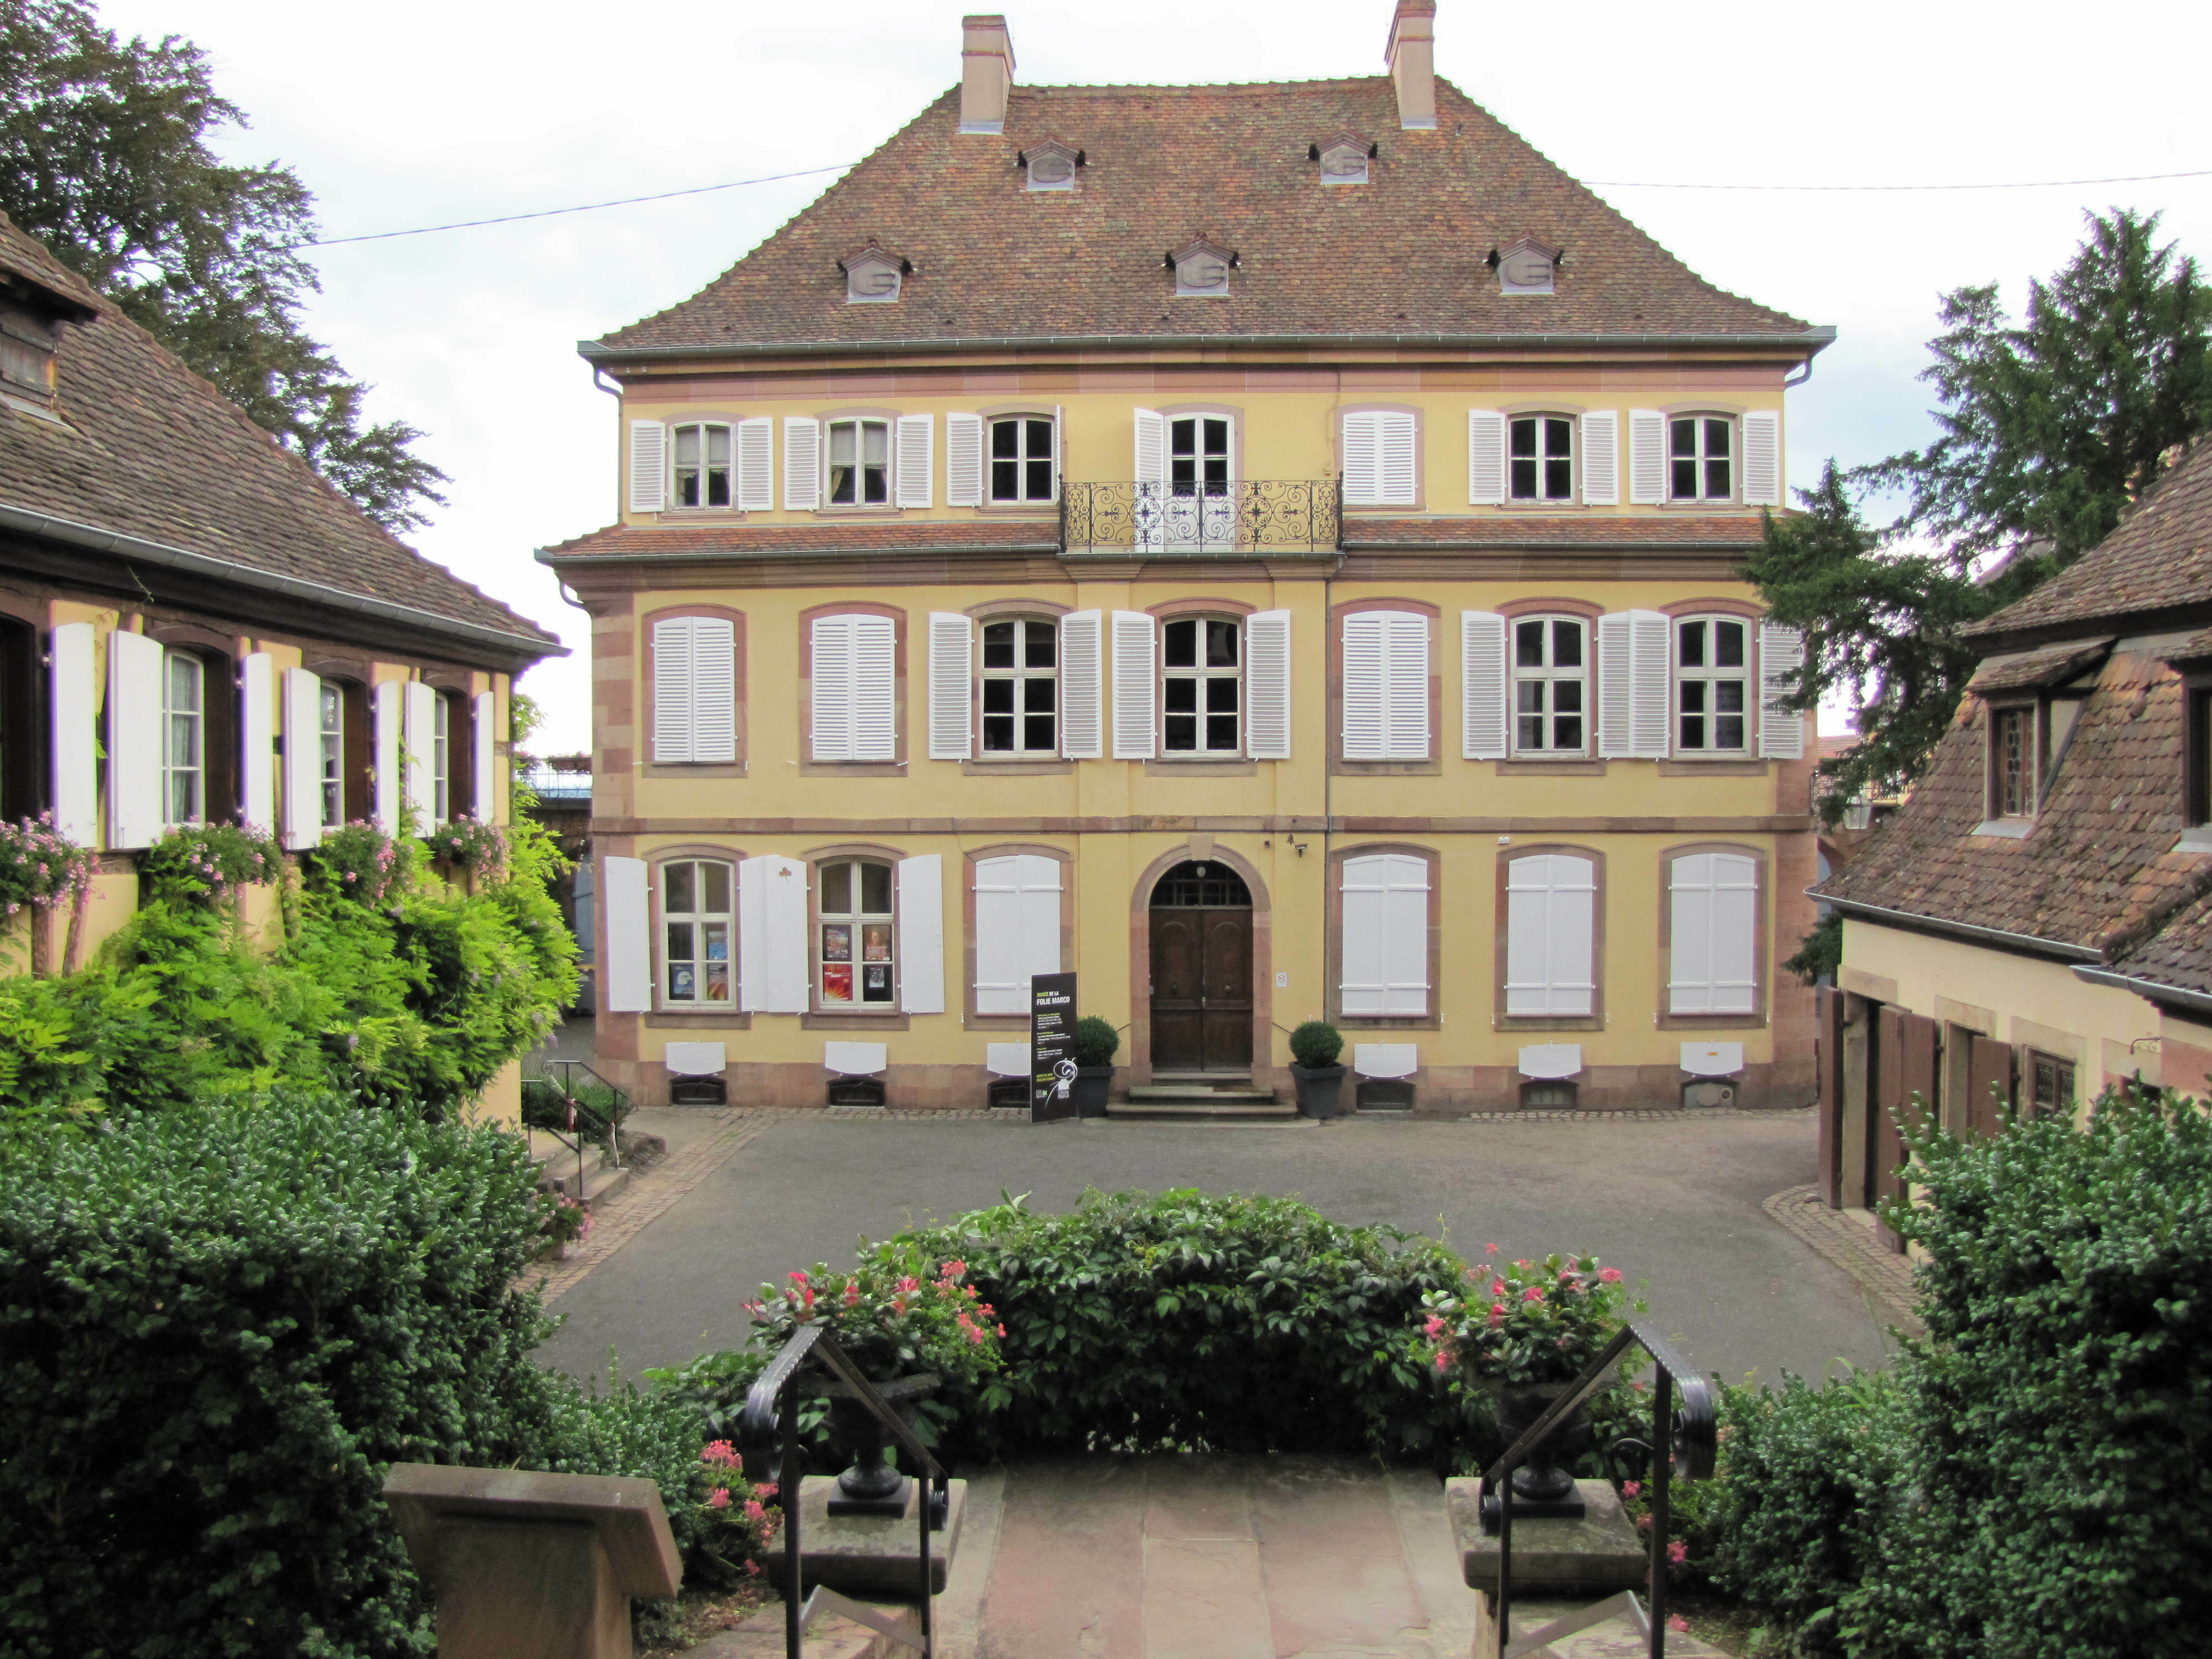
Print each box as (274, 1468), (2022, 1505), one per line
(1488, 1302), (1506, 1328)
(1423, 1315), (1446, 1339)
(744, 1559), (762, 1577)
(896, 1276), (920, 1293)
(755, 1483), (778, 1500)
(1636, 1513), (1652, 1531)
(843, 1279), (862, 1307)
(1433, 1350), (1451, 1373)
(1621, 1480), (1641, 1498)
(743, 1499), (768, 1523)
(702, 1441), (739, 1467)
(1485, 1241), (1500, 1255)
(1668, 1541), (1689, 1567)
(1668, 1615), (1690, 1634)
(997, 1324), (1006, 1337)
(1631, 1379), (1647, 1393)
(707, 1488), (731, 1510)
(1598, 1266), (1623, 1284)
(1521, 1285), (1545, 1303)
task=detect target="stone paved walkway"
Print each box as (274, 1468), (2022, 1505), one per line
(1759, 1185), (1923, 1334)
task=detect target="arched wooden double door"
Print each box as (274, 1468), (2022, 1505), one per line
(1149, 861), (1253, 1070)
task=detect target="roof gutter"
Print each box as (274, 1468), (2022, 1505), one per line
(1819, 893), (2103, 963)
(2072, 963), (2212, 1018)
(0, 500), (565, 660)
(581, 325), (1839, 366)
(1341, 534), (1759, 552)
(535, 540), (1062, 567)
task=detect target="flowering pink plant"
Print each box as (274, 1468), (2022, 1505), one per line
(691, 1438), (779, 1585)
(137, 823), (281, 907)
(0, 813), (97, 921)
(744, 1244), (1005, 1388)
(430, 815), (508, 874)
(1419, 1250), (1643, 1386)
(301, 822), (403, 903)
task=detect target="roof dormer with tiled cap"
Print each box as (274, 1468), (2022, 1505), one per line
(1168, 236), (1238, 299)
(838, 241), (911, 305)
(1018, 135), (1084, 191)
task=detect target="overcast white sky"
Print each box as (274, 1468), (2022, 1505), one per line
(92, 0), (2212, 750)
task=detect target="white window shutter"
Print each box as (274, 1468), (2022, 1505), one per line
(851, 614), (897, 761)
(688, 617), (737, 764)
(784, 417), (821, 510)
(1342, 612), (1386, 760)
(651, 617), (695, 764)
(1110, 610), (1156, 759)
(1377, 411), (1418, 505)
(927, 612), (974, 760)
(1341, 410), (1380, 505)
(1670, 852), (1759, 1014)
(240, 652), (275, 835)
(1741, 411), (1782, 507)
(473, 690), (499, 820)
(48, 621), (96, 844)
(738, 854), (809, 1013)
(810, 615), (854, 760)
(1245, 609), (1292, 760)
(1505, 853), (1597, 1017)
(974, 854), (1063, 1014)
(945, 413), (984, 507)
(403, 681), (436, 823)
(1580, 411), (1620, 505)
(1759, 622), (1807, 760)
(627, 421), (666, 514)
(1460, 611), (1509, 760)
(1133, 409), (1166, 552)
(1340, 853), (1430, 1016)
(1468, 410), (1506, 505)
(896, 854), (945, 1014)
(1059, 610), (1103, 759)
(1597, 610), (1670, 759)
(735, 417), (774, 510)
(372, 681), (401, 833)
(106, 629), (164, 848)
(1629, 410), (1666, 504)
(281, 667), (323, 849)
(896, 413), (933, 508)
(1385, 611), (1430, 758)
(602, 855), (651, 1013)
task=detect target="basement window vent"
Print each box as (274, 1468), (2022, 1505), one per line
(1167, 234), (1238, 299)
(1019, 138), (1084, 191)
(1488, 237), (1562, 296)
(838, 241), (912, 305)
(1310, 133), (1376, 186)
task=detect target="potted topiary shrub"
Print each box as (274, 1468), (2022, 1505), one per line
(1288, 1020), (1348, 1118)
(1070, 1016), (1120, 1117)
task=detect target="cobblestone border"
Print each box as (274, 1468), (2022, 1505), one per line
(1762, 1183), (1923, 1333)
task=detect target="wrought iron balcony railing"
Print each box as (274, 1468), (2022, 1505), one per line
(1060, 479), (1341, 555)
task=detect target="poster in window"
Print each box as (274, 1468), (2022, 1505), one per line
(861, 924), (891, 963)
(669, 964), (696, 1001)
(705, 965), (730, 1001)
(822, 924), (852, 962)
(704, 930), (728, 963)
(862, 964), (891, 1001)
(822, 963), (853, 1002)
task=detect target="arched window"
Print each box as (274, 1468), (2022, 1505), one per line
(817, 857), (895, 1006)
(1511, 615), (1587, 755)
(1667, 849), (1760, 1016)
(661, 858), (735, 1007)
(1503, 849), (1599, 1019)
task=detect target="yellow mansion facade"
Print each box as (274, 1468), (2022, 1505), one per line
(544, 7), (1832, 1112)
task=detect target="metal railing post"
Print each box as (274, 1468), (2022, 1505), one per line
(1496, 1457), (1514, 1654)
(1648, 1370), (1674, 1659)
(781, 1387), (803, 1659)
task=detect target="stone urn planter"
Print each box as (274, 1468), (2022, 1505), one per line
(1481, 1381), (1594, 1528)
(1289, 1062), (1348, 1119)
(813, 1371), (940, 1516)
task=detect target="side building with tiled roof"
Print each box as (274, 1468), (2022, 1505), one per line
(542, 5), (1833, 1114)
(0, 209), (561, 1111)
(1809, 436), (2212, 1225)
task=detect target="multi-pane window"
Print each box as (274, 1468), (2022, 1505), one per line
(827, 419), (890, 505)
(1670, 416), (1734, 501)
(662, 859), (733, 1006)
(818, 858), (895, 1006)
(1509, 416), (1574, 501)
(672, 422), (733, 508)
(163, 649), (204, 825)
(1513, 617), (1586, 754)
(980, 619), (1057, 753)
(1677, 617), (1750, 753)
(318, 680), (345, 826)
(431, 693), (452, 823)
(989, 417), (1056, 503)
(2029, 1051), (2075, 1120)
(1992, 705), (2033, 818)
(1170, 416), (1231, 498)
(1163, 617), (1240, 753)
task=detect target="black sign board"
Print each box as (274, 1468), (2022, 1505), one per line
(1030, 972), (1078, 1122)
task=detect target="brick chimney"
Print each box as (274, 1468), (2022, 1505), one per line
(960, 15), (1015, 135)
(1385, 0), (1437, 131)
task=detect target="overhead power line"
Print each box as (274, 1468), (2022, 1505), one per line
(299, 159), (2212, 250)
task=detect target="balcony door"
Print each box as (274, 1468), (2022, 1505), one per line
(1148, 859), (1254, 1071)
(1165, 415), (1235, 547)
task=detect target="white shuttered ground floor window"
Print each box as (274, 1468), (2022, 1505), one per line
(1668, 851), (1759, 1014)
(1504, 852), (1598, 1018)
(1338, 853), (1429, 1016)
(973, 854), (1064, 1014)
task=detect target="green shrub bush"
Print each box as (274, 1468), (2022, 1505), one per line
(1287, 1020), (1343, 1067)
(1070, 1015), (1120, 1067)
(0, 1090), (555, 1658)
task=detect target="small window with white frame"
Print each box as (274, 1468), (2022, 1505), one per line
(163, 648), (205, 826)
(827, 418), (890, 506)
(1162, 617), (1240, 754)
(671, 421), (733, 508)
(317, 679), (345, 827)
(818, 858), (895, 1006)
(1512, 616), (1587, 754)
(662, 859), (734, 1006)
(430, 692), (452, 823)
(980, 618), (1058, 754)
(1988, 702), (2037, 820)
(1676, 617), (1751, 754)
(1670, 416), (1734, 502)
(989, 416), (1056, 503)
(1509, 416), (1574, 502)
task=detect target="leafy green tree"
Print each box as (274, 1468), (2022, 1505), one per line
(1756, 208), (2212, 823)
(0, 0), (446, 531)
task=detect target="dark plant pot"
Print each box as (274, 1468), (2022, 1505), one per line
(1481, 1382), (1594, 1529)
(1290, 1062), (1348, 1119)
(815, 1371), (940, 1517)
(1073, 1063), (1114, 1118)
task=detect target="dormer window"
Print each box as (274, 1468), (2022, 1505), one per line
(1020, 138), (1083, 191)
(1493, 238), (1561, 296)
(1311, 133), (1375, 186)
(839, 243), (911, 305)
(1168, 236), (1238, 299)
(0, 270), (96, 420)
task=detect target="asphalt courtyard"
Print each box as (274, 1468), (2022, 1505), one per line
(538, 1108), (1897, 1389)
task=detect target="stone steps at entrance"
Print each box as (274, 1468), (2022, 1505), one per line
(1124, 1084), (1281, 1104)
(1108, 1096), (1303, 1124)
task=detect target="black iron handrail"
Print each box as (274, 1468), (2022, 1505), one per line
(1482, 1318), (1717, 1658)
(523, 1058), (631, 1198)
(741, 1324), (949, 1659)
(1059, 479), (1341, 554)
